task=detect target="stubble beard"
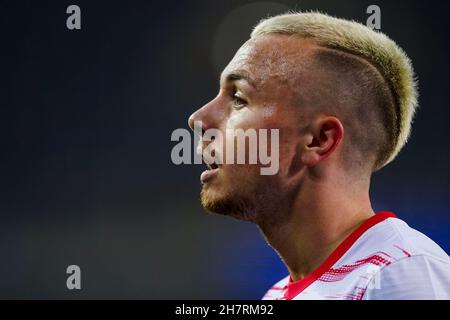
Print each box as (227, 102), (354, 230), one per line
(200, 173), (293, 227)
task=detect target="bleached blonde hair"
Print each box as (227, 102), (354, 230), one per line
(251, 12), (418, 170)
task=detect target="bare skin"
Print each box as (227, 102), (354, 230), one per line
(188, 34), (375, 282)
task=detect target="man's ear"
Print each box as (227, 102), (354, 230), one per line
(301, 116), (344, 167)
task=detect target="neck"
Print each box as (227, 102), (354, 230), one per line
(257, 172), (374, 282)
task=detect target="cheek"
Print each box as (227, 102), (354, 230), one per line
(226, 109), (251, 129)
(226, 105), (280, 130)
(220, 164), (260, 194)
(222, 106), (286, 166)
(275, 128), (306, 178)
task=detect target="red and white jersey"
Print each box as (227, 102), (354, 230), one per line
(263, 212), (450, 300)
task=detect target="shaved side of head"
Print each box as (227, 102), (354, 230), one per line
(251, 11), (418, 171)
(295, 46), (398, 172)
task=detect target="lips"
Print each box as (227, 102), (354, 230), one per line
(200, 166), (220, 183)
(199, 150), (221, 183)
(206, 162), (219, 170)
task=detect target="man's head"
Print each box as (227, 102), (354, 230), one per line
(188, 12), (418, 223)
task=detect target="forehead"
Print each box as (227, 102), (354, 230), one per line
(220, 35), (319, 87)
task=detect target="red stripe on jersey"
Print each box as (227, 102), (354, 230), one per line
(284, 211), (397, 300)
(318, 252), (393, 282)
(394, 244), (412, 257)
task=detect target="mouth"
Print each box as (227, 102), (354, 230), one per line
(201, 161), (220, 183)
(206, 161), (219, 170)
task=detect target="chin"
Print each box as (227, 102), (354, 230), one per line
(200, 184), (257, 222)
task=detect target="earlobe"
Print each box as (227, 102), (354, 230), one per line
(301, 148), (321, 167)
(299, 133), (321, 167)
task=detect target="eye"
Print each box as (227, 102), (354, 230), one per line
(232, 93), (247, 110)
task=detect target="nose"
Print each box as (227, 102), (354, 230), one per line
(188, 98), (219, 132)
(188, 112), (196, 131)
(188, 106), (208, 140)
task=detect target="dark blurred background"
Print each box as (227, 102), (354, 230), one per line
(0, 0), (448, 299)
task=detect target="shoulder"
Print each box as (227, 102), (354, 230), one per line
(351, 216), (450, 263)
(362, 254), (450, 299)
(360, 217), (450, 299)
(368, 216), (449, 261)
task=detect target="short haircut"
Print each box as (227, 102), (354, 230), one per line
(251, 12), (418, 170)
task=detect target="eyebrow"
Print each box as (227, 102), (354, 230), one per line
(221, 70), (256, 89)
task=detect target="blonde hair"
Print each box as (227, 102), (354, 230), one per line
(251, 12), (418, 169)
